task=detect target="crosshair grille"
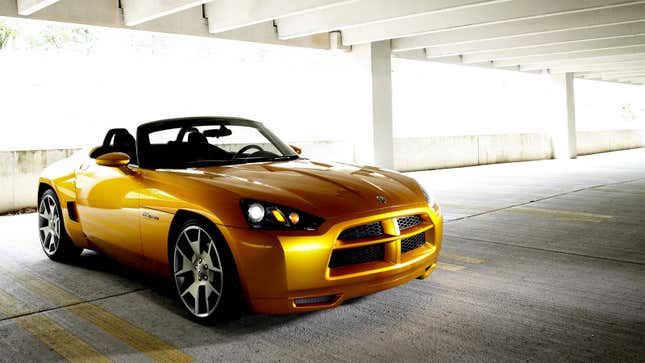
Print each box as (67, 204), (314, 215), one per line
(396, 215), (423, 231)
(401, 232), (426, 253)
(338, 222), (384, 240)
(329, 244), (385, 268)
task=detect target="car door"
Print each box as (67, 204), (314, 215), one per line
(75, 159), (142, 261)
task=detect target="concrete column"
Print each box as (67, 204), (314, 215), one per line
(352, 40), (394, 169)
(549, 72), (578, 159)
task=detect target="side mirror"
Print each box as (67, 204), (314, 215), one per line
(290, 145), (302, 155)
(96, 152), (130, 167)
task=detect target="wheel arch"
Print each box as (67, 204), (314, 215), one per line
(167, 209), (247, 310)
(37, 181), (55, 202)
(167, 209), (241, 277)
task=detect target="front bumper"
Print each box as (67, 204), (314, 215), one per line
(219, 203), (443, 314)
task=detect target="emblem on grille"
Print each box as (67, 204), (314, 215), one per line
(376, 195), (387, 204)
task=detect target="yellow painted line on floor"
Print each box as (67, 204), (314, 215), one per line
(0, 266), (192, 363)
(440, 253), (485, 264)
(436, 262), (466, 272)
(19, 315), (114, 363)
(442, 203), (614, 222)
(502, 207), (613, 223)
(69, 304), (192, 363)
(0, 288), (112, 363)
(0, 288), (33, 317)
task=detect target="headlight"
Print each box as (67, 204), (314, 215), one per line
(419, 184), (440, 213)
(241, 199), (324, 230)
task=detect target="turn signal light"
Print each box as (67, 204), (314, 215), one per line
(271, 209), (287, 223)
(289, 212), (300, 225)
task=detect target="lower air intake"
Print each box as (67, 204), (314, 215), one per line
(329, 244), (385, 268)
(294, 295), (337, 306)
(401, 232), (426, 253)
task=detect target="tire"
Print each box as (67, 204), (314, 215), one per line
(38, 189), (82, 262)
(169, 218), (241, 324)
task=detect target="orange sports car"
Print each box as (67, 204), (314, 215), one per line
(38, 117), (443, 323)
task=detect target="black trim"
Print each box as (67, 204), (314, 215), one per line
(67, 202), (78, 222)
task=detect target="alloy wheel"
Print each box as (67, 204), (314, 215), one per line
(173, 225), (224, 318)
(38, 194), (61, 256)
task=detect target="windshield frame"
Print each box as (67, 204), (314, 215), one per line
(136, 117), (298, 169)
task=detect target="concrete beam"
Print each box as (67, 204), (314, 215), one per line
(122, 0), (214, 26)
(352, 41), (394, 169)
(519, 53), (645, 71)
(577, 69), (645, 78)
(275, 0), (508, 40)
(206, 0), (357, 33)
(0, 0), (329, 49)
(493, 45), (645, 67)
(424, 21), (645, 58)
(17, 0), (60, 15)
(549, 60), (645, 73)
(393, 3), (645, 52)
(341, 0), (643, 46)
(616, 76), (645, 82)
(463, 34), (645, 64)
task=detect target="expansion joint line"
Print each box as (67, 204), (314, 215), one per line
(445, 176), (645, 224)
(0, 287), (149, 322)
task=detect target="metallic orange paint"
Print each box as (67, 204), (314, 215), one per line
(39, 149), (443, 314)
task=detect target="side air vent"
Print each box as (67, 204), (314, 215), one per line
(67, 202), (79, 222)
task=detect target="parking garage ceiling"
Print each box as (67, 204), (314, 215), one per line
(2, 0), (645, 85)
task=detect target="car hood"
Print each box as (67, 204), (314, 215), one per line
(180, 159), (424, 219)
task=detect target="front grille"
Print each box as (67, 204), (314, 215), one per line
(396, 215), (423, 231)
(329, 244), (385, 268)
(401, 232), (426, 253)
(338, 222), (384, 240)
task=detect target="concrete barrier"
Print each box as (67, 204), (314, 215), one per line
(0, 149), (80, 213)
(576, 129), (645, 155)
(394, 133), (553, 171)
(1, 130), (643, 213)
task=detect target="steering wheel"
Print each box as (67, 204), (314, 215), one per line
(233, 144), (264, 159)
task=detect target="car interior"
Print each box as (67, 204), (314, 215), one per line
(91, 126), (281, 169)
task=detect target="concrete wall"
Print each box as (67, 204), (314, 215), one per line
(576, 129), (645, 156)
(394, 133), (553, 171)
(0, 149), (80, 213)
(2, 130), (644, 213)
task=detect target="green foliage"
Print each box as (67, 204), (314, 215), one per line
(29, 25), (95, 51)
(0, 22), (17, 49)
(620, 103), (637, 122)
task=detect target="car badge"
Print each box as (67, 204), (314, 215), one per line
(376, 195), (387, 204)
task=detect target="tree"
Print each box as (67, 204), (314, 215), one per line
(0, 22), (17, 50)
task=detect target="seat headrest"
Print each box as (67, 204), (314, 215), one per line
(187, 131), (208, 145)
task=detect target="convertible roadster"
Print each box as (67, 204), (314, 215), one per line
(38, 117), (443, 323)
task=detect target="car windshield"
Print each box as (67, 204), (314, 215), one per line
(137, 118), (298, 169)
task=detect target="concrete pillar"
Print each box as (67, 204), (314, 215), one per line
(549, 72), (578, 159)
(352, 40), (394, 169)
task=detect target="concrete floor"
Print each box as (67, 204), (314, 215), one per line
(0, 148), (643, 362)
